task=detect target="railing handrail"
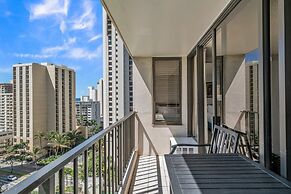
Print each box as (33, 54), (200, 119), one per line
(5, 112), (136, 194)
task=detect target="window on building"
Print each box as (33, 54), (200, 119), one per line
(153, 57), (181, 125)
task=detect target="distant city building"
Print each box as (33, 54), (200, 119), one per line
(103, 10), (133, 127)
(0, 83), (13, 132)
(88, 86), (97, 101)
(13, 63), (76, 150)
(80, 96), (90, 102)
(0, 83), (13, 93)
(76, 99), (101, 126)
(97, 78), (104, 121)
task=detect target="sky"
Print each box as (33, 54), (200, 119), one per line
(0, 0), (103, 97)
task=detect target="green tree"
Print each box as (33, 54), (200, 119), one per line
(77, 115), (89, 126)
(47, 132), (71, 155)
(34, 132), (46, 149)
(65, 130), (85, 147)
(4, 155), (18, 173)
(30, 147), (41, 170)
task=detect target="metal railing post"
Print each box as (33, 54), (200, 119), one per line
(108, 132), (111, 194)
(112, 128), (115, 192)
(98, 139), (102, 194)
(39, 175), (55, 194)
(104, 135), (107, 194)
(114, 127), (118, 191)
(84, 150), (88, 194)
(59, 168), (64, 194)
(92, 144), (96, 194)
(73, 158), (78, 194)
(118, 125), (122, 185)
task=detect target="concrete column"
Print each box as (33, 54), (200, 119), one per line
(279, 0), (291, 181)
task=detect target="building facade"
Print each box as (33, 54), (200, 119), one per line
(103, 10), (133, 127)
(97, 78), (104, 122)
(0, 83), (13, 93)
(76, 99), (101, 126)
(88, 86), (97, 102)
(0, 83), (13, 132)
(13, 63), (76, 150)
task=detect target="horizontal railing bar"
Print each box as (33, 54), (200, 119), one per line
(5, 112), (136, 194)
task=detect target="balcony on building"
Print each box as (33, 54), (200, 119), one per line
(5, 0), (291, 193)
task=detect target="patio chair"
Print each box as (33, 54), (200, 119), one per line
(170, 125), (239, 154)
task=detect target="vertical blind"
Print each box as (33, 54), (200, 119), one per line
(155, 60), (180, 105)
(154, 58), (181, 124)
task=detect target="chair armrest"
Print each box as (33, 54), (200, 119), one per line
(170, 143), (211, 154)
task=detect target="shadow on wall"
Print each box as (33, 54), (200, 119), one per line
(234, 111), (245, 132)
(134, 57), (153, 96)
(136, 115), (158, 156)
(224, 55), (246, 128)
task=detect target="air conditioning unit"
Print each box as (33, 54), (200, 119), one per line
(170, 137), (198, 154)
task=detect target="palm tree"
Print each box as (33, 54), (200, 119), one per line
(47, 133), (71, 155)
(89, 124), (101, 136)
(46, 131), (58, 155)
(30, 147), (41, 170)
(65, 129), (85, 147)
(4, 145), (18, 173)
(5, 155), (17, 173)
(77, 115), (88, 126)
(34, 132), (45, 149)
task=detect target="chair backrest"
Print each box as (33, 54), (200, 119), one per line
(208, 125), (239, 154)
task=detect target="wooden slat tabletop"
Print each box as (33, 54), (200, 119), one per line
(164, 154), (291, 194)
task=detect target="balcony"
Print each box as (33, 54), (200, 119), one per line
(5, 112), (137, 194)
(5, 112), (291, 194)
(4, 0), (291, 193)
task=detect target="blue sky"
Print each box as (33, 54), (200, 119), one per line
(0, 0), (103, 97)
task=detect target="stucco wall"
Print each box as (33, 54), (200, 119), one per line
(133, 57), (188, 155)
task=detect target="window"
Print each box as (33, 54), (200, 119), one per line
(153, 57), (181, 125)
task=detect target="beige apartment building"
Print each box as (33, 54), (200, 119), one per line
(13, 63), (76, 150)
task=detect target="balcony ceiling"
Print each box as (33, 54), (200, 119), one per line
(102, 0), (231, 57)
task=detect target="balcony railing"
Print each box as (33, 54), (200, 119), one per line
(5, 112), (136, 194)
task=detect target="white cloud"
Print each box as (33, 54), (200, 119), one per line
(0, 67), (11, 73)
(66, 44), (102, 60)
(29, 0), (70, 33)
(29, 0), (70, 20)
(60, 20), (67, 33)
(88, 34), (102, 42)
(42, 37), (76, 54)
(13, 53), (53, 59)
(70, 65), (81, 71)
(13, 38), (102, 60)
(71, 0), (96, 31)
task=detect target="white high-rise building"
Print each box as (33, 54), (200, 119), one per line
(88, 86), (97, 101)
(97, 78), (104, 120)
(103, 10), (133, 127)
(0, 83), (13, 132)
(13, 63), (76, 150)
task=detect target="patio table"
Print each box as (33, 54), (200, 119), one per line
(164, 154), (291, 194)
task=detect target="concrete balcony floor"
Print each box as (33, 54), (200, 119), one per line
(130, 156), (170, 194)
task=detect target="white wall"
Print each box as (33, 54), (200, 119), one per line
(223, 55), (246, 130)
(133, 57), (188, 155)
